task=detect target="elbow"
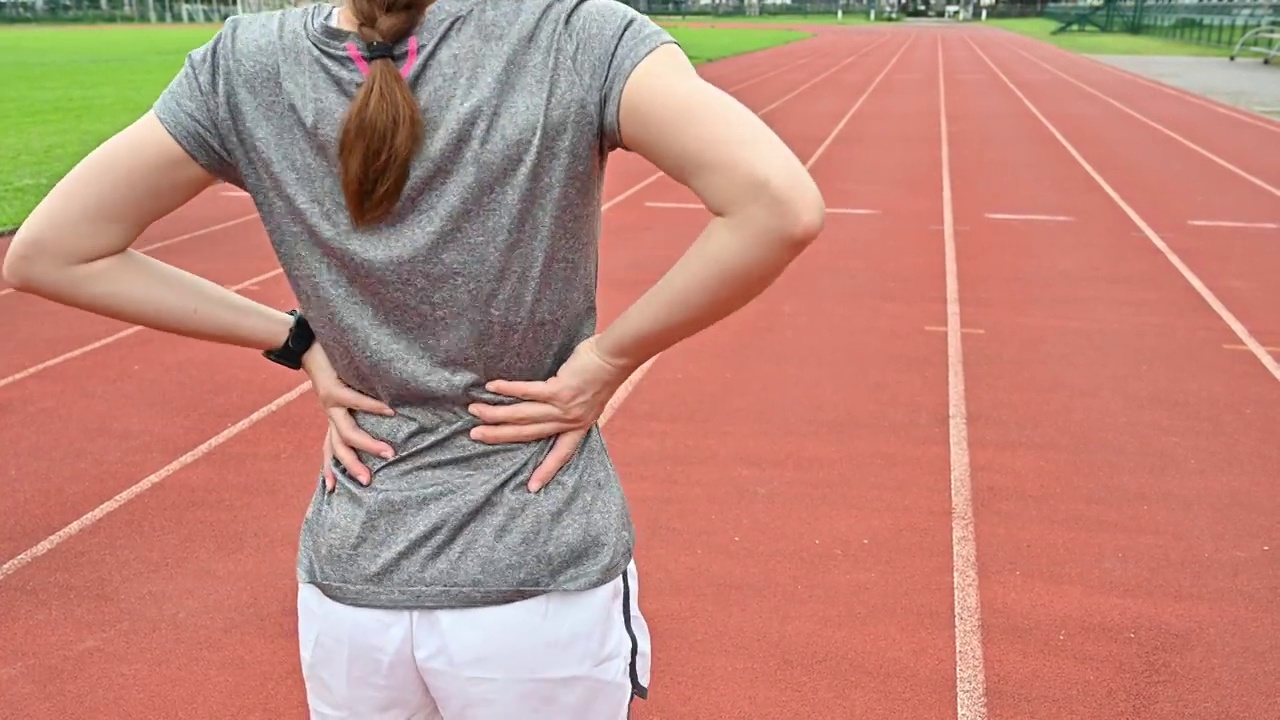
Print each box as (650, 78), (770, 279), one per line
(1, 235), (35, 290)
(3, 228), (56, 292)
(765, 180), (825, 252)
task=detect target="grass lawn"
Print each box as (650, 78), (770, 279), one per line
(988, 18), (1232, 57)
(0, 23), (807, 230)
(654, 13), (870, 27)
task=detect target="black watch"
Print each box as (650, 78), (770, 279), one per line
(263, 310), (315, 370)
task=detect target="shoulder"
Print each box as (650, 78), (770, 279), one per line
(200, 6), (319, 74)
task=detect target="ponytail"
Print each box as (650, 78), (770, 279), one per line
(339, 0), (432, 227)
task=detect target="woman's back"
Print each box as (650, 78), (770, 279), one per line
(151, 0), (674, 607)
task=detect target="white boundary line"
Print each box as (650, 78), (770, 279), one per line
(1189, 220), (1279, 230)
(0, 269), (285, 390)
(968, 36), (1280, 385)
(939, 36), (989, 720)
(0, 382), (314, 581)
(0, 214), (259, 298)
(758, 36), (890, 115)
(1069, 48), (1280, 136)
(725, 54), (814, 93)
(984, 213), (1073, 222)
(1013, 48), (1279, 200)
(0, 40), (899, 580)
(988, 27), (1280, 136)
(646, 201), (880, 215)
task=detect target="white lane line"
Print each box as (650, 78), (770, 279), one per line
(0, 381), (314, 581)
(1065, 47), (1280, 136)
(0, 269), (284, 390)
(1188, 220), (1279, 230)
(0, 214), (259, 298)
(969, 37), (1280, 386)
(925, 325), (985, 334)
(617, 39), (896, 216)
(1224, 343), (1280, 353)
(939, 37), (989, 720)
(0, 40), (897, 581)
(805, 38), (911, 170)
(984, 213), (1073, 222)
(0, 350), (657, 583)
(1014, 48), (1280, 200)
(725, 54), (814, 93)
(645, 201), (880, 215)
(758, 36), (890, 115)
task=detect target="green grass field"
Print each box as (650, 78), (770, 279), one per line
(988, 18), (1233, 57)
(654, 13), (869, 27)
(0, 23), (808, 230)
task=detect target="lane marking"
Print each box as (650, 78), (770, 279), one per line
(984, 213), (1073, 222)
(758, 36), (890, 116)
(0, 350), (661, 583)
(725, 54), (814, 93)
(645, 201), (880, 215)
(805, 38), (911, 170)
(1014, 48), (1280, 200)
(1188, 220), (1279, 230)
(611, 38), (895, 217)
(939, 37), (989, 720)
(1060, 46), (1280, 136)
(0, 269), (284, 390)
(0, 214), (259, 298)
(0, 45), (885, 578)
(969, 37), (1280, 387)
(0, 382), (314, 581)
(925, 325), (985, 334)
(1224, 343), (1280, 353)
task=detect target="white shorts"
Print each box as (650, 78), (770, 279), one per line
(297, 562), (652, 719)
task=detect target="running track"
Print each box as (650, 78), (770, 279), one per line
(2, 24), (1278, 719)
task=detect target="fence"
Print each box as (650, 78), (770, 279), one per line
(0, 0), (299, 23)
(1044, 1), (1279, 50)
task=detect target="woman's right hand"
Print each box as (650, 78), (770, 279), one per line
(302, 343), (396, 492)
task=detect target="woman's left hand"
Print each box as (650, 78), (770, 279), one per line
(467, 336), (632, 493)
(302, 343), (395, 492)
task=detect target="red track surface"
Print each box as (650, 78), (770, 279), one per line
(2, 24), (1278, 720)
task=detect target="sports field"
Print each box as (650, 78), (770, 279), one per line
(4, 18), (1280, 720)
(0, 23), (808, 229)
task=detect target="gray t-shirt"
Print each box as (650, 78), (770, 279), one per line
(153, 0), (675, 609)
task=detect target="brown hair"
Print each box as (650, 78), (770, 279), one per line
(338, 0), (432, 227)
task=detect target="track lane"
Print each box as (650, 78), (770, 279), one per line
(610, 34), (963, 720)
(948, 31), (1280, 719)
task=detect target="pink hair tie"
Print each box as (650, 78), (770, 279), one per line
(345, 36), (419, 79)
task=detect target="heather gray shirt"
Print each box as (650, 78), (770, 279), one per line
(153, 0), (675, 609)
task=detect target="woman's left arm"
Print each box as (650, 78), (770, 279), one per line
(3, 112), (293, 350)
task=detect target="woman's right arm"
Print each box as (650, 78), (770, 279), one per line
(595, 43), (825, 370)
(469, 42), (824, 490)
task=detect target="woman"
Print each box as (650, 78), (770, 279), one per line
(3, 0), (823, 716)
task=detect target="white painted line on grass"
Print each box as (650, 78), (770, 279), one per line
(984, 213), (1074, 222)
(939, 37), (989, 720)
(0, 269), (284, 390)
(970, 37), (1280, 387)
(1188, 220), (1279, 230)
(1015, 48), (1280, 200)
